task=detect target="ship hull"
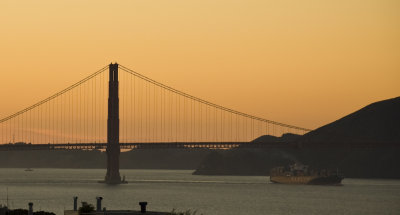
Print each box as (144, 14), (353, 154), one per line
(270, 175), (343, 185)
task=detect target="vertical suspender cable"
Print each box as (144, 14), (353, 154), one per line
(163, 88), (166, 142)
(175, 93), (178, 142)
(154, 84), (156, 142)
(220, 109), (223, 142)
(170, 91), (172, 142)
(69, 85), (72, 143)
(178, 95), (180, 142)
(125, 72), (128, 143)
(21, 108), (24, 143)
(131, 70), (133, 142)
(83, 80), (85, 143)
(160, 87), (163, 142)
(149, 81), (151, 142)
(133, 73), (136, 142)
(92, 76), (94, 143)
(79, 84), (81, 143)
(145, 79), (147, 142)
(52, 94), (54, 143)
(153, 81), (155, 142)
(190, 99), (192, 142)
(215, 108), (217, 142)
(140, 77), (143, 142)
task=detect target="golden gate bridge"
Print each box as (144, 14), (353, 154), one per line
(0, 63), (311, 183)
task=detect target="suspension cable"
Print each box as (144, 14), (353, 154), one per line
(0, 65), (108, 124)
(119, 65), (311, 132)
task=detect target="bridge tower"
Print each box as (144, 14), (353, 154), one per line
(104, 63), (122, 184)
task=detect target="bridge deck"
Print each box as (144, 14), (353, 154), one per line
(0, 142), (291, 151)
(1, 142), (397, 151)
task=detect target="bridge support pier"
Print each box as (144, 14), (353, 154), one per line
(103, 63), (124, 184)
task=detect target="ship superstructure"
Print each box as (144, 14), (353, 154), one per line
(270, 163), (343, 185)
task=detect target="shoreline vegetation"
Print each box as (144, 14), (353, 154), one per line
(2, 209), (55, 215)
(1, 207), (201, 215)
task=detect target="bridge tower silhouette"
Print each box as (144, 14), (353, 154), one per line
(104, 63), (123, 184)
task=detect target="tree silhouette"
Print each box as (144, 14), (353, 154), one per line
(78, 202), (95, 215)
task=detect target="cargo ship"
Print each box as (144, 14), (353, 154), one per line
(270, 163), (343, 185)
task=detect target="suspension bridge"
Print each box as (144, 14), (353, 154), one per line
(0, 63), (311, 183)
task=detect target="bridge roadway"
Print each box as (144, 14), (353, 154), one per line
(1, 142), (397, 151)
(0, 142), (291, 151)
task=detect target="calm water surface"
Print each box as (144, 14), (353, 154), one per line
(0, 168), (399, 215)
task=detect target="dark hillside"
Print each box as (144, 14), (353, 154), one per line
(252, 133), (301, 143)
(301, 97), (400, 144)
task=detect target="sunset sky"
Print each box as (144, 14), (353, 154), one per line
(0, 0), (399, 130)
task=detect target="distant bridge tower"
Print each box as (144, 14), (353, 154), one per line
(104, 63), (122, 184)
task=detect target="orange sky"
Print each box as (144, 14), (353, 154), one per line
(0, 0), (399, 130)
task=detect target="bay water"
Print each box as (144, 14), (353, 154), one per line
(0, 168), (399, 215)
